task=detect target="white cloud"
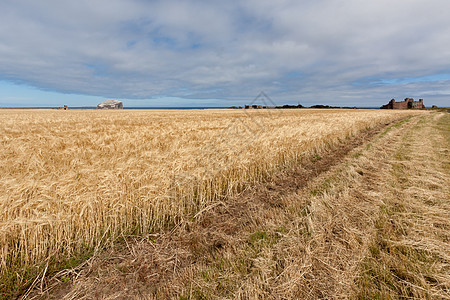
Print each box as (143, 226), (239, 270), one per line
(0, 0), (449, 106)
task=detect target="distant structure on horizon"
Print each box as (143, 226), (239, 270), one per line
(97, 99), (123, 109)
(380, 98), (425, 109)
(244, 104), (263, 109)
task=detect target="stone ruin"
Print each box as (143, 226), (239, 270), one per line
(380, 98), (425, 109)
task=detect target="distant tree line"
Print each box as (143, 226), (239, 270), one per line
(309, 104), (356, 109)
(228, 104), (357, 109)
(275, 104), (304, 109)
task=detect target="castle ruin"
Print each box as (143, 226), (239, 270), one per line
(380, 98), (425, 109)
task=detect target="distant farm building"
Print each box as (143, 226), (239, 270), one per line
(244, 104), (263, 109)
(380, 98), (425, 109)
(97, 100), (123, 109)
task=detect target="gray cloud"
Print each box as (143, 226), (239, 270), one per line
(1, 0), (449, 106)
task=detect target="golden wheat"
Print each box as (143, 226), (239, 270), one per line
(0, 108), (424, 290)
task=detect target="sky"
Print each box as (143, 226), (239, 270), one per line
(1, 0), (450, 108)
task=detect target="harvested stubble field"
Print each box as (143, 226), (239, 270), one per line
(0, 108), (432, 298)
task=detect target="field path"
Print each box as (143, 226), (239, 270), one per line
(26, 112), (449, 299)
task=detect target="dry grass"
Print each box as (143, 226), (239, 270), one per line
(356, 112), (450, 298)
(0, 108), (422, 297)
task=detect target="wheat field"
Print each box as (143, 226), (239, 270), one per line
(0, 108), (423, 292)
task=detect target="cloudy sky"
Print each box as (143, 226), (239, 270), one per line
(1, 0), (449, 107)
